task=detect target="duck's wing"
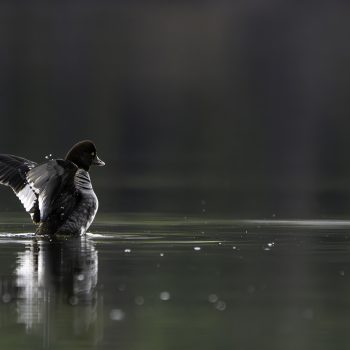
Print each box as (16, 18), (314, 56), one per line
(0, 154), (40, 222)
(27, 159), (78, 221)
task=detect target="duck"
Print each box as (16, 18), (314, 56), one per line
(0, 140), (105, 235)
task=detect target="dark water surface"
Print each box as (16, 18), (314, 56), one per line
(0, 213), (350, 349)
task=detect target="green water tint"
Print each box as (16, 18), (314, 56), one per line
(0, 213), (350, 349)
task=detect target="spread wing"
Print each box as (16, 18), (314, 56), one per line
(27, 159), (78, 222)
(0, 154), (40, 222)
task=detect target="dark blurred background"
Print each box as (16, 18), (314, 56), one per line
(0, 0), (350, 218)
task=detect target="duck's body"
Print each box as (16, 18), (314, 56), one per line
(0, 141), (105, 236)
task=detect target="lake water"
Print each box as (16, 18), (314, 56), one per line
(0, 213), (350, 349)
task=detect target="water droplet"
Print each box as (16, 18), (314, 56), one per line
(302, 308), (314, 320)
(247, 285), (255, 294)
(2, 293), (11, 303)
(215, 300), (226, 311)
(267, 242), (275, 247)
(160, 291), (171, 301)
(339, 270), (345, 276)
(135, 296), (144, 306)
(208, 294), (218, 303)
(193, 246), (201, 251)
(110, 309), (125, 321)
(118, 283), (126, 291)
(124, 249), (131, 253)
(160, 253), (164, 257)
(76, 274), (84, 281)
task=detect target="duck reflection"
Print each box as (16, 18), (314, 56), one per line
(14, 237), (102, 342)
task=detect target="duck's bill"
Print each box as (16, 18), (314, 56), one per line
(92, 155), (105, 166)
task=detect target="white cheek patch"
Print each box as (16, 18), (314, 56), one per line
(16, 184), (37, 212)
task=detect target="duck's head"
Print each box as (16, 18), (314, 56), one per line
(65, 140), (105, 171)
